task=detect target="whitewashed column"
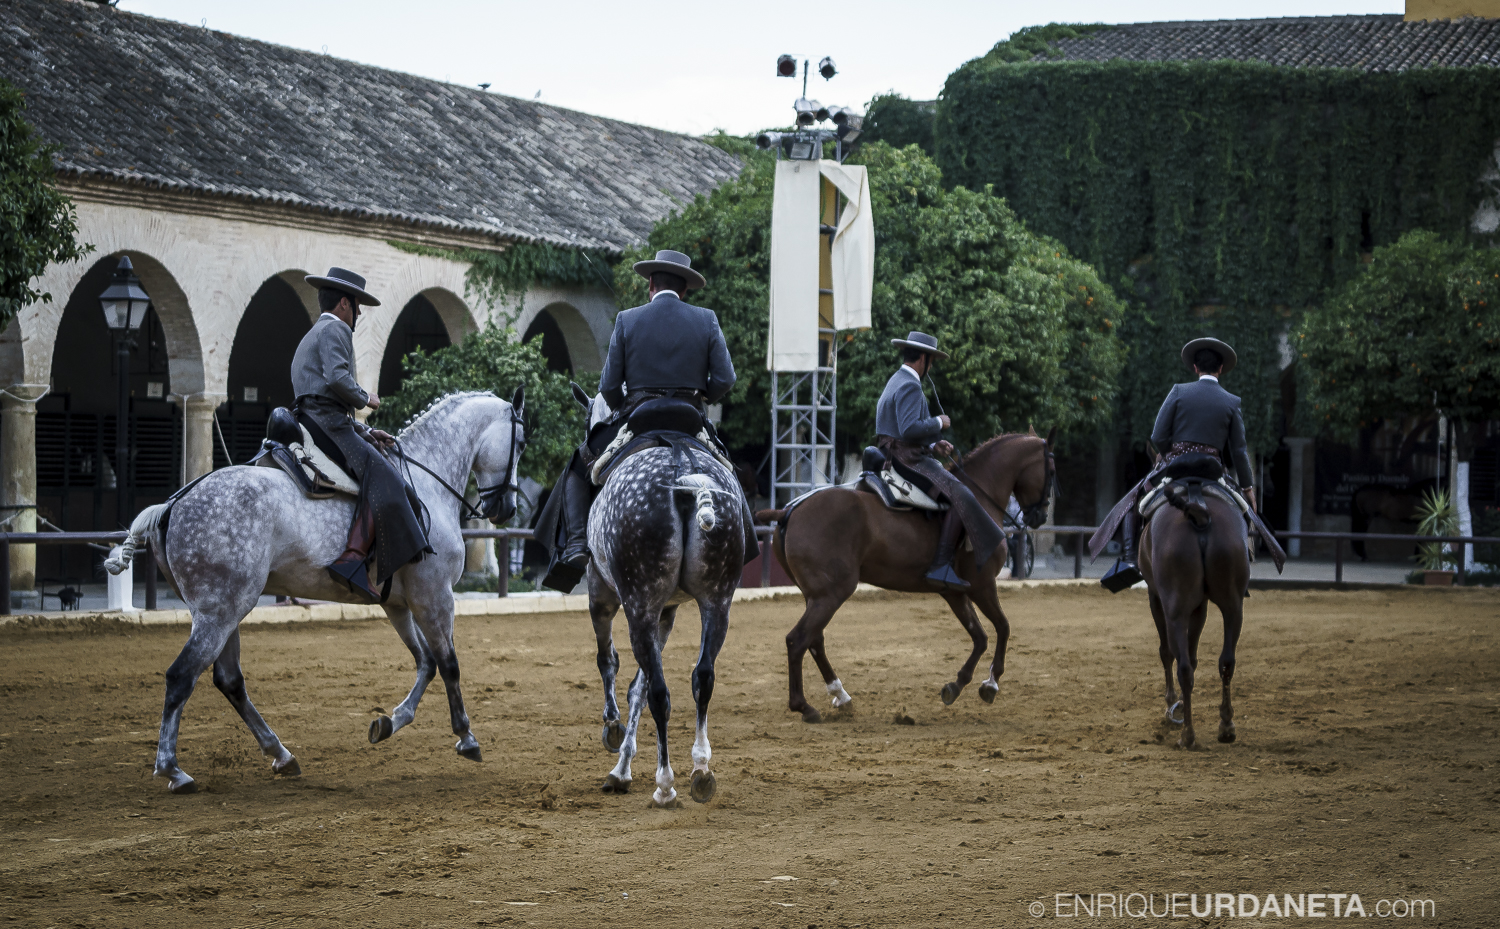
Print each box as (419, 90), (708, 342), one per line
(183, 394), (226, 481)
(1, 387), (45, 595)
(1284, 437), (1314, 558)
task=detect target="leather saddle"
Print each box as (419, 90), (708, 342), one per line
(1139, 453), (1244, 529)
(590, 397), (732, 485)
(855, 445), (947, 512)
(249, 407), (360, 499)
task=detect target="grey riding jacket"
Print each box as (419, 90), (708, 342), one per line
(875, 366), (942, 445)
(291, 313), (368, 412)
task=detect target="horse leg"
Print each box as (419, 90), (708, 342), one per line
(1165, 596), (1207, 749)
(368, 605), (437, 745)
(1216, 596), (1244, 744)
(807, 639), (853, 713)
(968, 583), (1010, 704)
(589, 582), (624, 753)
(605, 607), (675, 795)
(626, 599), (677, 807)
(938, 593), (988, 706)
(211, 629), (298, 778)
(688, 596), (731, 804)
(785, 590), (853, 723)
(1149, 588), (1181, 724)
(409, 601), (480, 762)
(155, 617), (241, 794)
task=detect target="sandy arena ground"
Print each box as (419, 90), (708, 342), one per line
(1, 585), (1496, 928)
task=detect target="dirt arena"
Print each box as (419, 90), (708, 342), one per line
(1, 585), (1495, 928)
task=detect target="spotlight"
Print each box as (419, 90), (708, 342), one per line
(776, 54), (797, 77)
(756, 131), (783, 150)
(818, 57), (836, 80)
(831, 108), (863, 144)
(793, 97), (821, 127)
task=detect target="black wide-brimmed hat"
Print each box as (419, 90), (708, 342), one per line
(632, 249), (706, 290)
(305, 267), (381, 307)
(1181, 337), (1236, 375)
(890, 330), (948, 360)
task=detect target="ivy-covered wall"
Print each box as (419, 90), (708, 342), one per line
(935, 54), (1500, 454)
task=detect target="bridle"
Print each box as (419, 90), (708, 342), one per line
(946, 437), (1056, 531)
(393, 402), (526, 524)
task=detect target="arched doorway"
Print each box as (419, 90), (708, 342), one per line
(38, 256), (182, 579)
(378, 294), (452, 398)
(216, 275), (315, 468)
(522, 309), (573, 374)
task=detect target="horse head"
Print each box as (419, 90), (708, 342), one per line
(962, 433), (1053, 528)
(399, 390), (527, 524)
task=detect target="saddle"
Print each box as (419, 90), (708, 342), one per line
(249, 407), (360, 499)
(590, 398), (732, 485)
(1139, 454), (1246, 526)
(855, 445), (947, 512)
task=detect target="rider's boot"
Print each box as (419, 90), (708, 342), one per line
(541, 468), (593, 593)
(327, 502), (382, 602)
(1100, 507), (1144, 593)
(924, 511), (970, 592)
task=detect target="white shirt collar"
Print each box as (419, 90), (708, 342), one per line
(319, 312), (340, 322)
(1198, 374), (1219, 383)
(650, 289), (678, 302)
(901, 364), (923, 382)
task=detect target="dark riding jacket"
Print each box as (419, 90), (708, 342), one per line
(874, 366), (941, 445)
(1150, 376), (1254, 487)
(598, 292), (735, 409)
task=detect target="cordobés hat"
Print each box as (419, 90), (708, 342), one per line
(1181, 337), (1236, 375)
(305, 267), (381, 307)
(890, 331), (948, 361)
(632, 249), (707, 290)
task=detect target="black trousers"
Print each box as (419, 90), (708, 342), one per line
(881, 439), (1006, 571)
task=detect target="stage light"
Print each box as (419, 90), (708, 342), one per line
(776, 54), (797, 77)
(818, 57), (836, 80)
(793, 97), (821, 127)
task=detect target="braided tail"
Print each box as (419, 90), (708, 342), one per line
(103, 504), (168, 576)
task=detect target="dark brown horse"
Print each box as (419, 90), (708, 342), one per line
(768, 434), (1053, 722)
(1138, 483), (1250, 749)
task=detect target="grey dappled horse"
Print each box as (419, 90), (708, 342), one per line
(107, 391), (525, 793)
(581, 394), (743, 807)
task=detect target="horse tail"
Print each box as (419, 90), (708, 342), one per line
(676, 474), (719, 532)
(754, 508), (785, 525)
(103, 504), (169, 576)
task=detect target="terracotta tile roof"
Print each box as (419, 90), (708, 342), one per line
(1038, 15), (1500, 71)
(2, 0), (742, 252)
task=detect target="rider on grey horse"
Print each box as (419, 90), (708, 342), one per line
(874, 331), (1005, 593)
(1096, 337), (1259, 591)
(290, 267), (431, 601)
(535, 249), (751, 593)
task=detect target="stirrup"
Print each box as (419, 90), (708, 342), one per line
(1100, 559), (1143, 593)
(541, 554), (586, 594)
(924, 562), (970, 592)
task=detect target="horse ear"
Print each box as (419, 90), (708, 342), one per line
(1045, 427), (1057, 448)
(570, 381), (590, 412)
(511, 386), (525, 415)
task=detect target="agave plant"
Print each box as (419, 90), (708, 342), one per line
(1414, 487), (1459, 571)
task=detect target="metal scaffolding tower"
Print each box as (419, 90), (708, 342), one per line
(770, 329), (837, 508)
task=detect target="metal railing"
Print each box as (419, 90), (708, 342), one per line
(4, 525), (1495, 615)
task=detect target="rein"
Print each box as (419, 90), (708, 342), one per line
(944, 440), (1056, 531)
(391, 403), (525, 523)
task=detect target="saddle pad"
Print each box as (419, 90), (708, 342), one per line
(255, 429), (359, 498)
(881, 469), (947, 511)
(1140, 478), (1245, 521)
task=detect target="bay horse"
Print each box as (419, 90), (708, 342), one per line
(769, 433), (1053, 722)
(1137, 472), (1249, 749)
(105, 391), (525, 793)
(581, 394), (745, 807)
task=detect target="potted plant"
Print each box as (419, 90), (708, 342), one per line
(1414, 487), (1459, 586)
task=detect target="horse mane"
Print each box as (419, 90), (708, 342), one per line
(397, 390), (498, 437)
(960, 432), (1039, 466)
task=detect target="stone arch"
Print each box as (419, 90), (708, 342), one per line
(378, 292), (455, 398)
(523, 301), (602, 375)
(113, 250), (204, 397)
(274, 269), (322, 324)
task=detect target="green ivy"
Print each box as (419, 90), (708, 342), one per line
(0, 79), (91, 330)
(1296, 230), (1500, 442)
(613, 141), (1127, 454)
(861, 94), (937, 157)
(934, 50), (1500, 454)
(388, 238), (615, 308)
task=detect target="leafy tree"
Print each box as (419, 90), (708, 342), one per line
(614, 140), (1127, 454)
(861, 94), (936, 157)
(1, 79), (91, 330)
(370, 320), (583, 483)
(1297, 229), (1500, 442)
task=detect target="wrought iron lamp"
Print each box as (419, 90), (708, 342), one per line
(98, 256), (152, 527)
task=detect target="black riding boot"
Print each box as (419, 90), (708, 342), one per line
(541, 469), (593, 593)
(925, 510), (970, 592)
(328, 500), (383, 603)
(1100, 507), (1144, 593)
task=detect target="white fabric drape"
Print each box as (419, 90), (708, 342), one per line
(768, 159), (822, 371)
(817, 160), (874, 332)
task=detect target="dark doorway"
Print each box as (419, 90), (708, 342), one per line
(216, 276), (314, 468)
(522, 309), (573, 375)
(379, 295), (451, 398)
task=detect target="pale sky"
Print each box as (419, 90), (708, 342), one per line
(121, 0), (1403, 137)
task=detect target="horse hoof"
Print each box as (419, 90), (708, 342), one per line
(799, 707), (823, 724)
(940, 682), (961, 706)
(1176, 735), (1197, 750)
(1218, 725), (1237, 744)
(368, 715), (394, 744)
(165, 772), (197, 795)
(273, 755), (301, 778)
(978, 681), (998, 705)
(689, 770), (716, 804)
(455, 735), (483, 762)
(602, 720), (626, 753)
(649, 790), (680, 809)
(602, 773), (632, 793)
